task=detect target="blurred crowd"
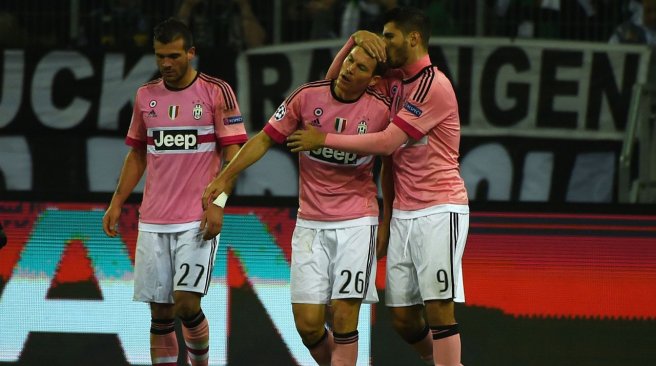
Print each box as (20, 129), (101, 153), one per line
(0, 0), (654, 49)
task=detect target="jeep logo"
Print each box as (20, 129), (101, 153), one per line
(309, 147), (358, 164)
(153, 129), (198, 150)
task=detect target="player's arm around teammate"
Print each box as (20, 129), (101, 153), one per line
(201, 131), (275, 240)
(200, 142), (242, 240)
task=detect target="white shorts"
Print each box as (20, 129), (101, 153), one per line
(290, 224), (378, 304)
(385, 212), (468, 306)
(133, 228), (218, 303)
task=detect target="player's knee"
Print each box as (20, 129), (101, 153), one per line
(173, 292), (201, 319)
(150, 302), (174, 318)
(294, 317), (325, 345)
(425, 299), (456, 326)
(389, 307), (426, 342)
(330, 299), (361, 332)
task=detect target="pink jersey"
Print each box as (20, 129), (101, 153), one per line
(390, 56), (468, 210)
(324, 55), (468, 211)
(263, 80), (391, 221)
(126, 73), (248, 226)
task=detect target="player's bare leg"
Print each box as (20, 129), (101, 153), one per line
(425, 300), (462, 366)
(293, 303), (333, 365)
(150, 303), (178, 366)
(389, 304), (434, 364)
(330, 298), (362, 366)
(175, 291), (209, 366)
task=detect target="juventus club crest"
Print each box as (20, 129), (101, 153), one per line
(193, 104), (203, 120)
(334, 118), (347, 133)
(357, 121), (368, 134)
(168, 105), (180, 120)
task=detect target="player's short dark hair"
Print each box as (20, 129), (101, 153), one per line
(373, 58), (388, 77)
(153, 18), (194, 51)
(384, 7), (431, 49)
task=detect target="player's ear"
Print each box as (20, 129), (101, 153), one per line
(409, 31), (419, 47)
(187, 46), (196, 58)
(368, 75), (382, 87)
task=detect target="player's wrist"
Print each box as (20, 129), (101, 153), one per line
(212, 192), (229, 208)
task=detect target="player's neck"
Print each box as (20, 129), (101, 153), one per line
(332, 83), (363, 102)
(167, 69), (198, 89)
(401, 52), (430, 78)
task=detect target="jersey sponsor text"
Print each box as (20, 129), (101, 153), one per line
(309, 147), (358, 165)
(153, 129), (198, 150)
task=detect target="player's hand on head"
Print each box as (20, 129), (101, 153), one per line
(353, 30), (386, 62)
(201, 204), (224, 240)
(287, 125), (327, 153)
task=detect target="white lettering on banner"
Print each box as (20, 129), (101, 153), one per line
(0, 137), (32, 190)
(566, 152), (615, 202)
(31, 51), (93, 129)
(0, 50), (155, 131)
(519, 152), (554, 201)
(237, 39), (650, 139)
(86, 137), (145, 192)
(461, 143), (513, 200)
(99, 53), (156, 130)
(0, 50), (24, 128)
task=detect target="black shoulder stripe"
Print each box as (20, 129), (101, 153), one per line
(412, 67), (435, 103)
(365, 87), (391, 107)
(200, 74), (237, 110)
(284, 80), (331, 104)
(219, 80), (237, 110)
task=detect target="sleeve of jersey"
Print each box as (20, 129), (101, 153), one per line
(214, 83), (248, 146)
(324, 123), (408, 156)
(393, 77), (455, 140)
(125, 91), (147, 149)
(262, 95), (302, 144)
(326, 37), (355, 79)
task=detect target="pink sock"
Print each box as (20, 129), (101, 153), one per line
(332, 330), (358, 366)
(431, 324), (461, 366)
(150, 318), (178, 366)
(182, 311), (209, 366)
(409, 325), (434, 364)
(307, 328), (334, 366)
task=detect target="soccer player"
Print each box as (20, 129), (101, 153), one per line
(201, 45), (391, 366)
(287, 7), (469, 366)
(102, 18), (247, 366)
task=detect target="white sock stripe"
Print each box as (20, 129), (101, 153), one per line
(152, 356), (178, 363)
(185, 341), (210, 350)
(188, 353), (210, 361)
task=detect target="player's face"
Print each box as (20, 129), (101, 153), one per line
(382, 22), (410, 68)
(154, 37), (195, 88)
(335, 46), (378, 95)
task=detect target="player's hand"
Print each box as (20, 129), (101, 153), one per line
(102, 204), (122, 237)
(202, 178), (228, 210)
(353, 30), (386, 62)
(201, 204), (224, 240)
(376, 223), (390, 259)
(287, 125), (327, 153)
